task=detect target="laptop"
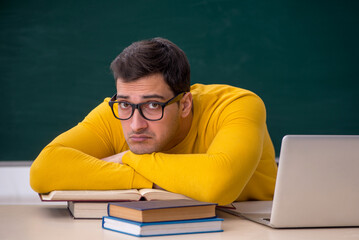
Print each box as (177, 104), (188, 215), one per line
(221, 135), (359, 228)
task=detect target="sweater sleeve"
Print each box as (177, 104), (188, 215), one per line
(30, 100), (152, 193)
(122, 95), (267, 205)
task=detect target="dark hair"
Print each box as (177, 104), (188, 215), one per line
(110, 37), (191, 95)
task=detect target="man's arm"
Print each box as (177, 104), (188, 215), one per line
(30, 100), (152, 193)
(122, 95), (275, 205)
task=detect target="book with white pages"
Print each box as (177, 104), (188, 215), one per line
(40, 188), (192, 219)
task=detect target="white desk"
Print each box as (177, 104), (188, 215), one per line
(1, 205), (359, 240)
(1, 165), (359, 240)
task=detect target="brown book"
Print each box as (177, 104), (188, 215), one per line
(108, 199), (217, 222)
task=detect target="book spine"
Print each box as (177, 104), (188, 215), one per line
(107, 203), (110, 217)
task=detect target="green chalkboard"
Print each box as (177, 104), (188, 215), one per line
(1, 0), (358, 161)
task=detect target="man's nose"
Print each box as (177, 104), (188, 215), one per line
(130, 109), (148, 132)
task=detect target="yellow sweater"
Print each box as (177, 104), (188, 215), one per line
(30, 84), (277, 205)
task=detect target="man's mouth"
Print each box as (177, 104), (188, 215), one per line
(129, 134), (151, 143)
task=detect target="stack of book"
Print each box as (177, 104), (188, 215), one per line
(39, 188), (192, 219)
(102, 199), (224, 237)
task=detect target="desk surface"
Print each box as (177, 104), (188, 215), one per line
(1, 205), (359, 240)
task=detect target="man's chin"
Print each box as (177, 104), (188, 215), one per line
(129, 145), (157, 155)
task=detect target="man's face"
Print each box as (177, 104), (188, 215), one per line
(116, 73), (182, 154)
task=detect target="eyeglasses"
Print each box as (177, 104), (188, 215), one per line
(108, 92), (186, 121)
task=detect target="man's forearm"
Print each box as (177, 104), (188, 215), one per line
(30, 146), (151, 193)
(122, 151), (251, 205)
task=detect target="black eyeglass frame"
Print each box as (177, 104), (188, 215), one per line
(108, 92), (186, 121)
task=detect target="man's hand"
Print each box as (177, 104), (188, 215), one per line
(101, 150), (129, 164)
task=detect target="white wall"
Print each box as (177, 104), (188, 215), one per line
(0, 165), (64, 205)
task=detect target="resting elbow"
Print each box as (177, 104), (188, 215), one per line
(30, 146), (56, 193)
(198, 170), (241, 206)
(30, 162), (44, 193)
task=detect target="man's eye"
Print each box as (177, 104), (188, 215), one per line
(119, 102), (131, 109)
(147, 102), (160, 110)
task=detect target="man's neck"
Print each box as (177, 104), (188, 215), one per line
(179, 109), (193, 142)
(164, 109), (193, 151)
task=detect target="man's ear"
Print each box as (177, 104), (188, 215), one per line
(180, 92), (193, 118)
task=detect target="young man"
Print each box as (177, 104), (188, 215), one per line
(30, 38), (277, 205)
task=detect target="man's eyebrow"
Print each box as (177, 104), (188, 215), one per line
(116, 94), (166, 100)
(142, 94), (165, 100)
(116, 95), (129, 99)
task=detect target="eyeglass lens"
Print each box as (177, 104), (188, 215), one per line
(113, 102), (163, 120)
